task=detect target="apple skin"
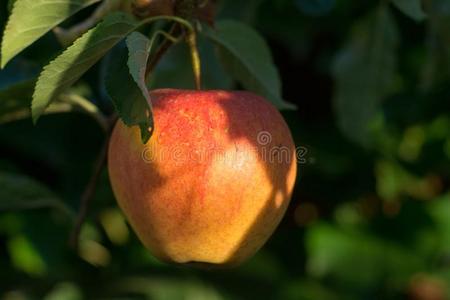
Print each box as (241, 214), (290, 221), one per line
(108, 89), (297, 267)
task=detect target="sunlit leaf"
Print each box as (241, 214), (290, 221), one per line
(7, 234), (47, 276)
(31, 12), (139, 123)
(99, 208), (129, 245)
(1, 0), (101, 68)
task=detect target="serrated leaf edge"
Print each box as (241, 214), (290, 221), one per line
(31, 13), (139, 123)
(1, 0), (101, 68)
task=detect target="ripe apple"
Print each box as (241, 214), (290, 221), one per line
(108, 89), (297, 267)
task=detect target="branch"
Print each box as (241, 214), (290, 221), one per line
(145, 23), (182, 78)
(69, 115), (117, 250)
(132, 0), (175, 18)
(54, 0), (123, 47)
(60, 94), (109, 131)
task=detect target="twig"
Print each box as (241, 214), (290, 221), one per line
(60, 94), (109, 131)
(132, 0), (175, 18)
(69, 115), (117, 250)
(145, 23), (182, 78)
(53, 0), (122, 47)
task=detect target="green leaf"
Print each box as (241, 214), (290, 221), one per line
(332, 7), (399, 147)
(106, 43), (152, 143)
(0, 171), (73, 216)
(150, 35), (233, 90)
(114, 277), (223, 300)
(203, 20), (296, 110)
(44, 282), (83, 300)
(126, 32), (154, 142)
(0, 80), (35, 123)
(306, 223), (424, 289)
(0, 80), (78, 124)
(8, 234), (47, 276)
(31, 12), (139, 123)
(391, 0), (427, 22)
(0, 80), (103, 124)
(428, 193), (450, 254)
(7, 0), (17, 12)
(1, 0), (101, 68)
(420, 0), (450, 90)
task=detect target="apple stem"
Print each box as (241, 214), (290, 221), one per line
(69, 115), (118, 251)
(186, 28), (202, 90)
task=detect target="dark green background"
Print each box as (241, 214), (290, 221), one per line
(1, 0), (449, 299)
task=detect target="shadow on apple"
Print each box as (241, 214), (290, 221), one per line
(108, 89), (297, 267)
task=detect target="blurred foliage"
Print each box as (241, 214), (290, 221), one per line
(1, 0), (450, 299)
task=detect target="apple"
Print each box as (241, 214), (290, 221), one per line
(108, 89), (297, 267)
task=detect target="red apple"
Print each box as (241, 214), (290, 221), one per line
(108, 89), (297, 267)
